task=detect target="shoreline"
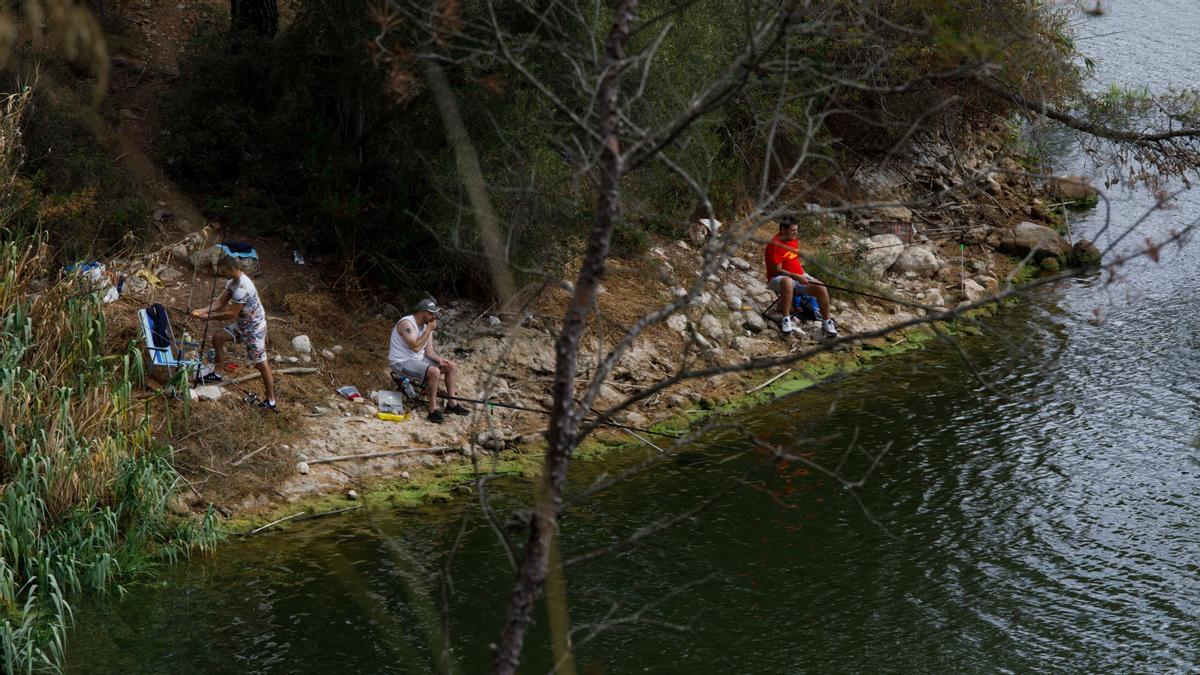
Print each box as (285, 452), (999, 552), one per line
(224, 304), (1001, 534)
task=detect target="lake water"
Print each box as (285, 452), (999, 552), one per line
(67, 4), (1200, 673)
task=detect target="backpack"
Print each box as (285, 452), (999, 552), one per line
(792, 294), (820, 321)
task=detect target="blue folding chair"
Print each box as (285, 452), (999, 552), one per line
(138, 308), (199, 380)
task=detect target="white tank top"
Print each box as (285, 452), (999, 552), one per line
(388, 315), (427, 364)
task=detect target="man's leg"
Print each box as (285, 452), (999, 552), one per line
(212, 329), (233, 366)
(443, 360), (458, 401)
(804, 278), (832, 320)
(779, 276), (795, 316)
(256, 361), (275, 403)
(424, 364), (442, 413)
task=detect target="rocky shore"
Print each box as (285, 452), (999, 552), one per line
(91, 127), (1098, 523)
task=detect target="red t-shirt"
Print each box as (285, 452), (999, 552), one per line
(765, 235), (804, 281)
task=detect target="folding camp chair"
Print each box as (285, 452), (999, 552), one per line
(138, 307), (200, 381)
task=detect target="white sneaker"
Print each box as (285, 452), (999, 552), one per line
(822, 318), (838, 337)
(780, 315), (794, 334)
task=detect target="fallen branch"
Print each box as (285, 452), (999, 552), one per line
(247, 511), (305, 535)
(231, 444), (269, 466)
(307, 446), (458, 465)
(218, 366), (318, 387)
(745, 368), (793, 394)
(292, 505), (363, 522)
(200, 464), (229, 477)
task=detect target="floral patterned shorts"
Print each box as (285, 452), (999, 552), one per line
(224, 322), (268, 364)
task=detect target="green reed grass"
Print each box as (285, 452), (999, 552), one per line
(0, 87), (217, 673)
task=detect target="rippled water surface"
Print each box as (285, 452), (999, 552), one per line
(68, 5), (1200, 673)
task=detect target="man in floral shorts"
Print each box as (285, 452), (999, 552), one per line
(193, 254), (277, 412)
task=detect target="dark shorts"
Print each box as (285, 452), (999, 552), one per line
(390, 357), (434, 384)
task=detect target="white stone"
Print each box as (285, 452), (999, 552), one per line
(297, 461), (310, 474)
(722, 283), (743, 310)
(331, 345), (343, 353)
(291, 335), (312, 354)
(302, 355), (312, 363)
(889, 246), (941, 278)
(193, 385), (223, 401)
(666, 313), (688, 332)
(401, 471), (411, 479)
(924, 288), (946, 308)
(288, 356), (299, 363)
(699, 314), (726, 343)
(859, 234), (905, 278)
(347, 489), (358, 500)
(742, 311), (766, 333)
(962, 279), (987, 302)
(321, 349), (335, 359)
(730, 256), (751, 271)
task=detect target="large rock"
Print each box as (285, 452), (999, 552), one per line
(1071, 239), (1102, 267)
(742, 310), (766, 333)
(875, 205), (913, 222)
(722, 283), (743, 311)
(666, 313), (688, 333)
(188, 246), (222, 273)
(888, 246), (941, 278)
(189, 245), (259, 275)
(699, 314), (726, 344)
(859, 234), (905, 278)
(193, 385), (223, 401)
(962, 279), (987, 302)
(924, 288), (946, 308)
(1047, 175), (1098, 202)
(991, 221), (1071, 262)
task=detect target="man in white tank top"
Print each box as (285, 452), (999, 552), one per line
(388, 298), (468, 423)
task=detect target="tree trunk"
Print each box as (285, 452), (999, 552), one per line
(489, 2), (639, 673)
(230, 0), (278, 37)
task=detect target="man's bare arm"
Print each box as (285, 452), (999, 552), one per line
(398, 318), (434, 351)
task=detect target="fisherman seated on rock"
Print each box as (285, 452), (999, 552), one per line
(764, 215), (838, 338)
(388, 298), (469, 424)
(192, 254), (277, 413)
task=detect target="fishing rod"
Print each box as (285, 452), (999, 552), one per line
(414, 393), (689, 441)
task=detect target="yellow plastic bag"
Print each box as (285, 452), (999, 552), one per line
(377, 411), (409, 422)
(135, 269), (163, 288)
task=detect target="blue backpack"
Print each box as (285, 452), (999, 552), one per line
(792, 294), (820, 321)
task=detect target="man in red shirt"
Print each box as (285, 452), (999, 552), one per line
(764, 215), (837, 337)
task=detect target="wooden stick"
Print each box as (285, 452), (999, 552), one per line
(292, 505), (362, 522)
(745, 367), (793, 394)
(307, 446), (458, 465)
(217, 366), (318, 387)
(231, 444), (269, 466)
(248, 511), (305, 535)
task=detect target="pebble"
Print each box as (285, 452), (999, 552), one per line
(321, 349), (335, 359)
(291, 335), (312, 354)
(401, 471), (411, 479)
(331, 345), (343, 353)
(297, 461), (310, 474)
(288, 356), (299, 363)
(347, 489), (358, 500)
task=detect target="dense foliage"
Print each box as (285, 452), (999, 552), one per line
(157, 0), (1081, 296)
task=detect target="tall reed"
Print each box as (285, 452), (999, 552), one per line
(0, 87), (216, 674)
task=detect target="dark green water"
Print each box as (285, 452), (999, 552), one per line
(68, 4), (1200, 673)
(66, 281), (1200, 673)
